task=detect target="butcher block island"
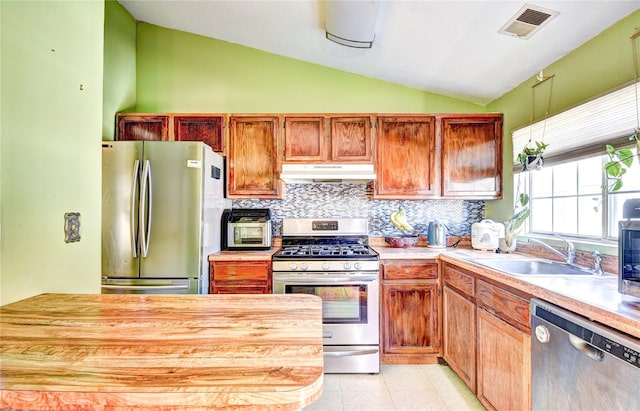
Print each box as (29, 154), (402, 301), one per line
(0, 293), (324, 410)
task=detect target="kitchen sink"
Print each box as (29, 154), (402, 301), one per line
(467, 258), (595, 276)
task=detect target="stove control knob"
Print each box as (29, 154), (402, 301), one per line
(343, 262), (352, 270)
(289, 263), (298, 270)
(322, 263), (330, 271)
(354, 262), (362, 270)
(301, 263), (309, 271)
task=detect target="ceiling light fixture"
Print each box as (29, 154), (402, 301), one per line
(325, 0), (383, 48)
(499, 4), (559, 39)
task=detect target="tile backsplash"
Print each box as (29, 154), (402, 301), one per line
(232, 183), (485, 237)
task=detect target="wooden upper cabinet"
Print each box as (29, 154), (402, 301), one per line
(330, 116), (373, 162)
(283, 116), (326, 162)
(174, 115), (224, 152)
(440, 115), (503, 199)
(228, 116), (282, 199)
(116, 113), (225, 152)
(116, 114), (169, 141)
(283, 115), (372, 163)
(374, 116), (438, 199)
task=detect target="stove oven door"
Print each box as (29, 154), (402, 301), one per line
(272, 272), (379, 346)
(273, 271), (380, 373)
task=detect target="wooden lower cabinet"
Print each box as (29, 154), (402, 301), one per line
(442, 262), (531, 411)
(380, 261), (440, 364)
(477, 308), (531, 411)
(210, 260), (271, 294)
(442, 285), (476, 392)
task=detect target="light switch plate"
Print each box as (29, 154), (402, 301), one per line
(64, 212), (81, 243)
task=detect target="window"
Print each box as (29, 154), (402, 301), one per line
(511, 80), (640, 243)
(520, 145), (639, 241)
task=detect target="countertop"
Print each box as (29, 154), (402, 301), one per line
(372, 245), (456, 260)
(208, 243), (640, 340)
(0, 293), (324, 410)
(375, 245), (639, 339)
(209, 247), (279, 261)
(438, 249), (640, 340)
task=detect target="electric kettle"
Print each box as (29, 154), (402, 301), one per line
(427, 220), (447, 248)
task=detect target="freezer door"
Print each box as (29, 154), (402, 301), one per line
(102, 142), (142, 278)
(139, 142), (204, 279)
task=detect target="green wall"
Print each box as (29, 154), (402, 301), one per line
(134, 23), (484, 114)
(486, 9), (640, 224)
(103, 0), (137, 140)
(0, 1), (104, 305)
(131, 12), (640, 231)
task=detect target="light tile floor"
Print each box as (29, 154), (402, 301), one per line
(304, 364), (486, 411)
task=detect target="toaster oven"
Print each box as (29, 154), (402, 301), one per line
(222, 208), (272, 250)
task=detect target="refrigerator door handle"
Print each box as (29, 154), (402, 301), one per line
(131, 159), (140, 258)
(102, 284), (189, 291)
(139, 159), (152, 258)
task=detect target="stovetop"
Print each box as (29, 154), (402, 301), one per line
(274, 244), (377, 259)
(272, 218), (379, 271)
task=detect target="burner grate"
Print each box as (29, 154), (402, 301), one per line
(279, 244), (374, 257)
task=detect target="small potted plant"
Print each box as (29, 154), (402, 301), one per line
(501, 191), (530, 253)
(517, 140), (548, 171)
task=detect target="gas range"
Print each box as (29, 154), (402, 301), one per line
(271, 218), (380, 374)
(271, 218), (379, 272)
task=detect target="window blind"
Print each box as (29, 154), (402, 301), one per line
(512, 81), (640, 172)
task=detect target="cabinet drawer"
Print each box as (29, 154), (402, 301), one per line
(212, 262), (270, 282)
(383, 262), (438, 280)
(443, 264), (475, 298)
(476, 280), (530, 331)
(212, 286), (268, 294)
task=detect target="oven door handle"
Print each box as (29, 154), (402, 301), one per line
(273, 275), (378, 283)
(324, 348), (379, 357)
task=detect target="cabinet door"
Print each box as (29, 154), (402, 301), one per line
(441, 115), (502, 199)
(283, 116), (326, 162)
(174, 115), (224, 152)
(228, 116), (282, 198)
(476, 308), (531, 411)
(116, 114), (168, 141)
(330, 117), (372, 162)
(381, 283), (440, 357)
(374, 116), (438, 198)
(210, 261), (271, 294)
(443, 286), (477, 393)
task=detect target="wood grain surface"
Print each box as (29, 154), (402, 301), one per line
(0, 293), (324, 410)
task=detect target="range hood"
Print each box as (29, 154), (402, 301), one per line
(280, 163), (376, 184)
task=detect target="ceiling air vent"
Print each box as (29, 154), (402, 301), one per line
(499, 4), (559, 39)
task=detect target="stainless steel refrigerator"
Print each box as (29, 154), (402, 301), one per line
(101, 141), (230, 294)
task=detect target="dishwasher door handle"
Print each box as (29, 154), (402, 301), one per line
(568, 334), (604, 362)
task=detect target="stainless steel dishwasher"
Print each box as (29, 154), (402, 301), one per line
(531, 299), (640, 411)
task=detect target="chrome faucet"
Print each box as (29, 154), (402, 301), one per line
(592, 251), (604, 275)
(529, 235), (576, 265)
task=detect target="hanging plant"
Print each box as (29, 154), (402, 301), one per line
(603, 30), (640, 192)
(517, 140), (549, 171)
(518, 71), (553, 172)
(604, 131), (639, 192)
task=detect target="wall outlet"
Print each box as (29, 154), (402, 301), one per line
(64, 212), (81, 243)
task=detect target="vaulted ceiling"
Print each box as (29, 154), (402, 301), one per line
(119, 0), (639, 105)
